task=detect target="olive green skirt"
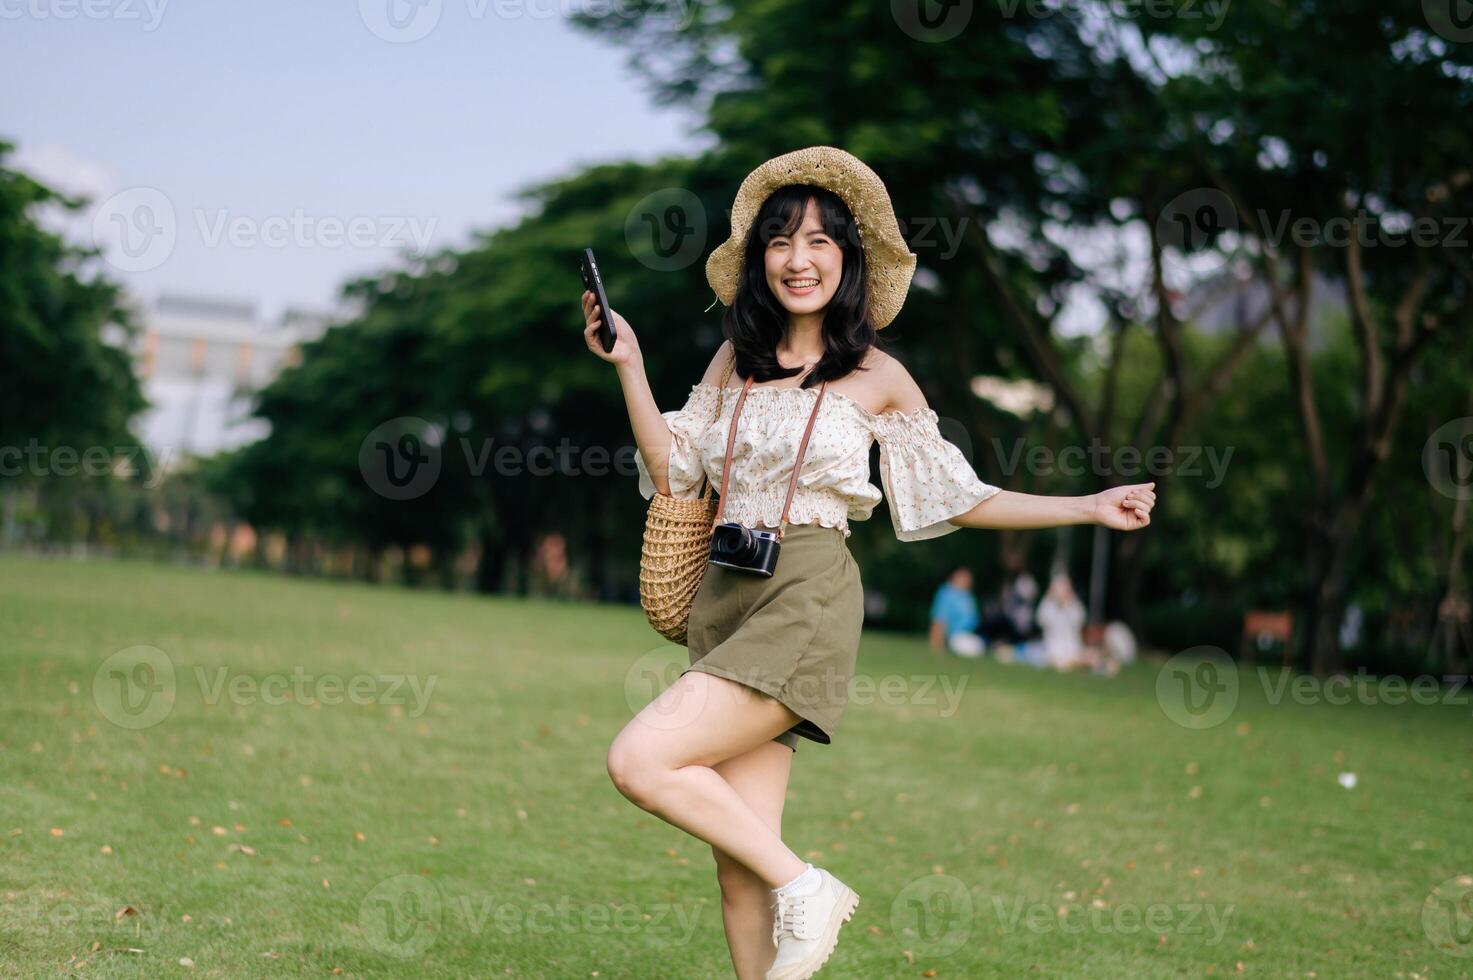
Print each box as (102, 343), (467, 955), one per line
(683, 521), (864, 751)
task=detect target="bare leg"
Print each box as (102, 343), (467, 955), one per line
(710, 741), (794, 980)
(606, 670), (808, 888)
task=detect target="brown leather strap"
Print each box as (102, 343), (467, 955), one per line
(712, 375), (754, 523)
(697, 352), (737, 501)
(712, 372), (829, 541)
(779, 380), (827, 540)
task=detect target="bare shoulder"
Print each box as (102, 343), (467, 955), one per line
(697, 339), (735, 387)
(864, 348), (929, 415)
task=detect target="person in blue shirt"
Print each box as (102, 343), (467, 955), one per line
(929, 566), (985, 657)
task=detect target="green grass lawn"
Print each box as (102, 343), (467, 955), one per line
(1, 553), (1470, 978)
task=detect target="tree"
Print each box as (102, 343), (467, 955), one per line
(1132, 1), (1473, 672)
(0, 140), (146, 542)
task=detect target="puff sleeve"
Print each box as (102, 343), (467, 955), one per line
(635, 384), (720, 500)
(870, 408), (1001, 542)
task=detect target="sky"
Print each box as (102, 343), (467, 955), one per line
(0, 0), (709, 322)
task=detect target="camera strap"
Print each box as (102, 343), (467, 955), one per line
(712, 372), (829, 541)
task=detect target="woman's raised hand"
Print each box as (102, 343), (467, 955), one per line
(582, 290), (641, 368)
(1092, 482), (1156, 531)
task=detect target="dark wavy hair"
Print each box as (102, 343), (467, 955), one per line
(722, 184), (887, 389)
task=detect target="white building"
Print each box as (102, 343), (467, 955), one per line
(129, 293), (338, 460)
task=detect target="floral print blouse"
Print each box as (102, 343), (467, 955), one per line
(635, 381), (1001, 541)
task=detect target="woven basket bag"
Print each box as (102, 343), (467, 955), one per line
(639, 353), (735, 645)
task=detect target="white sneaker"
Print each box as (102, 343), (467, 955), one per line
(765, 867), (859, 980)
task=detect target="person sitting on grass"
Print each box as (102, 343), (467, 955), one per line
(1036, 572), (1088, 671)
(928, 566), (985, 658)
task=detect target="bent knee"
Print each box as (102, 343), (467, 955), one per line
(606, 737), (667, 809)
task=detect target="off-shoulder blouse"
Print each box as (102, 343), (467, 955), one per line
(634, 381), (1001, 542)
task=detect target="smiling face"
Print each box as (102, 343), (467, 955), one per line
(763, 196), (844, 319)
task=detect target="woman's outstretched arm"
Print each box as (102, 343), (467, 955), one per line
(872, 355), (1158, 533)
(949, 483), (1155, 531)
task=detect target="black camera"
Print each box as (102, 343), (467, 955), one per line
(708, 522), (782, 576)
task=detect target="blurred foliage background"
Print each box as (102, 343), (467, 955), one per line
(4, 0), (1471, 677)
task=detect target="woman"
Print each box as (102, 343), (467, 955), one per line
(581, 146), (1155, 980)
(1037, 572), (1088, 671)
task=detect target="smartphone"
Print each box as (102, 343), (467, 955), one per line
(580, 247), (616, 353)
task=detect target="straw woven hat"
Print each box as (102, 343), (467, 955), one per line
(705, 145), (918, 329)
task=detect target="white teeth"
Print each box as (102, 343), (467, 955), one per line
(786, 279), (819, 287)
